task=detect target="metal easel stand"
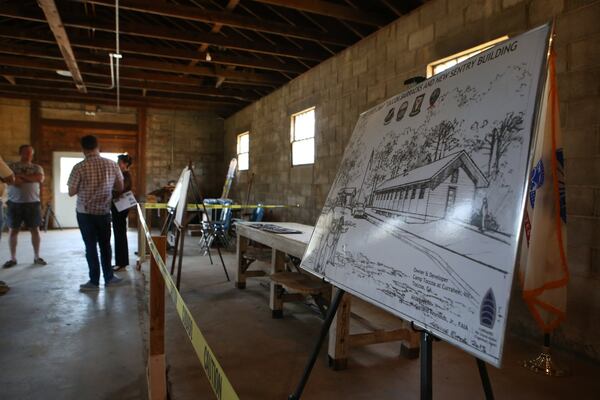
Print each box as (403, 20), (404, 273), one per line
(412, 323), (495, 400)
(522, 333), (568, 376)
(42, 202), (62, 232)
(288, 288), (346, 400)
(187, 167), (229, 283)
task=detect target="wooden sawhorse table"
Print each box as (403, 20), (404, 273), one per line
(235, 221), (420, 369)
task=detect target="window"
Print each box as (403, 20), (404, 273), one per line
(419, 184), (426, 199)
(237, 132), (249, 171)
(451, 169), (459, 183)
(427, 36), (509, 77)
(411, 186), (417, 199)
(59, 152), (120, 193)
(291, 107), (315, 166)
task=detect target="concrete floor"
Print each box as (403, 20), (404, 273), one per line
(0, 229), (147, 400)
(2, 229), (600, 399)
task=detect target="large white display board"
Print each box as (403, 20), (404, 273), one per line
(301, 25), (551, 366)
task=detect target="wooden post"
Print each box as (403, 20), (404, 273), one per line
(327, 287), (351, 370)
(148, 236), (167, 400)
(235, 232), (249, 289)
(269, 249), (285, 318)
(136, 203), (147, 270)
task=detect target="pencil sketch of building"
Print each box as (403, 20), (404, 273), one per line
(300, 26), (551, 367)
(371, 151), (489, 222)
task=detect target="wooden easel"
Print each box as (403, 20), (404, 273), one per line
(169, 163), (229, 289)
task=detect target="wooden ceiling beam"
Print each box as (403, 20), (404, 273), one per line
(250, 0), (388, 26)
(0, 67), (258, 101)
(37, 0), (87, 93)
(0, 6), (329, 61)
(0, 27), (306, 74)
(0, 82), (240, 109)
(0, 88), (234, 115)
(2, 75), (16, 85)
(0, 51), (285, 86)
(72, 0), (353, 46)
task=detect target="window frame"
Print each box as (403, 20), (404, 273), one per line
(236, 131), (250, 171)
(426, 36), (509, 78)
(290, 106), (316, 167)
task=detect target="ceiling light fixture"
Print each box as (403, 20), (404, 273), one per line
(56, 69), (73, 77)
(205, 52), (212, 62)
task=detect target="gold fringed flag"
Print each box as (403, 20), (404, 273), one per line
(519, 49), (569, 333)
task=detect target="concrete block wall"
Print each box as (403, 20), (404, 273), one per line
(0, 98), (31, 162)
(146, 109), (224, 197)
(0, 99), (224, 200)
(224, 0), (600, 360)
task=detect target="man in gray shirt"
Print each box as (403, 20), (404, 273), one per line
(3, 145), (46, 268)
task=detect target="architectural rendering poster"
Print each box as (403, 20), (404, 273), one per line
(301, 25), (551, 366)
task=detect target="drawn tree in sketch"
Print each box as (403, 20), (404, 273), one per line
(424, 119), (461, 161)
(468, 111), (525, 179)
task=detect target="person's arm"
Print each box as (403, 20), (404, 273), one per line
(67, 165), (80, 197)
(17, 165), (44, 183)
(113, 165), (124, 193)
(0, 158), (14, 184)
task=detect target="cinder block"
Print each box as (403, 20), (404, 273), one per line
(408, 24), (435, 50)
(528, 0), (565, 26)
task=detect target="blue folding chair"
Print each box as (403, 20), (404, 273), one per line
(198, 198), (232, 281)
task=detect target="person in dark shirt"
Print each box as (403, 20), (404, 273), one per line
(112, 154), (133, 271)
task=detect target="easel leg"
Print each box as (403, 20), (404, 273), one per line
(170, 229), (180, 275)
(288, 289), (346, 400)
(476, 358), (494, 400)
(175, 229), (186, 290)
(420, 331), (433, 400)
(214, 241), (230, 281)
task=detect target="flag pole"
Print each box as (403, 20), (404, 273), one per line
(522, 333), (568, 376)
(520, 20), (569, 377)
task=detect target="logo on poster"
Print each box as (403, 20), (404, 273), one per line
(409, 94), (425, 117)
(480, 288), (497, 329)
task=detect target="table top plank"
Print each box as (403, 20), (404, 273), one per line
(235, 222), (313, 258)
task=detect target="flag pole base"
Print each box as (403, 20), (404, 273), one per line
(522, 346), (568, 377)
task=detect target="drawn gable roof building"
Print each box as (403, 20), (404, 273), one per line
(372, 151), (489, 222)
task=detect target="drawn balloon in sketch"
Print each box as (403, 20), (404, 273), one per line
(396, 101), (409, 121)
(429, 88), (441, 107)
(384, 107), (395, 125)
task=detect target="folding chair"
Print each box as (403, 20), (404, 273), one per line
(199, 198), (233, 254)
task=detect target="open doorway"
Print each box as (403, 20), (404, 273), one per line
(52, 151), (121, 228)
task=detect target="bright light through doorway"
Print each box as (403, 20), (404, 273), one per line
(58, 153), (121, 193)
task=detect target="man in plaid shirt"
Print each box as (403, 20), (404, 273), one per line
(68, 135), (124, 291)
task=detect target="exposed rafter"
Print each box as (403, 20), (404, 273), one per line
(37, 0), (87, 93)
(250, 0), (388, 26)
(72, 0), (353, 46)
(0, 0), (421, 115)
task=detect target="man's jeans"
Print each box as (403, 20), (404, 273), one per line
(77, 212), (113, 285)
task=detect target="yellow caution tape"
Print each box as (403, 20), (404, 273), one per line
(143, 202), (300, 210)
(137, 204), (240, 400)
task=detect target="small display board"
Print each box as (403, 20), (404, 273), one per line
(300, 25), (551, 367)
(174, 168), (192, 227)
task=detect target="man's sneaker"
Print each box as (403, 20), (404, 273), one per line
(79, 281), (100, 292)
(112, 265), (126, 272)
(105, 275), (125, 287)
(2, 260), (17, 269)
(34, 257), (47, 266)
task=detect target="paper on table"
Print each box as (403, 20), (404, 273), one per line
(113, 191), (137, 212)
